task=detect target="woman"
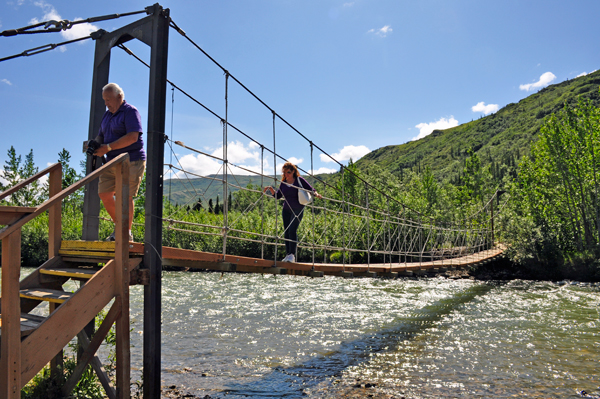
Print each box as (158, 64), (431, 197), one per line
(263, 162), (322, 263)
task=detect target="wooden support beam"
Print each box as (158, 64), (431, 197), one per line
(20, 261), (117, 384)
(62, 299), (121, 398)
(49, 302), (63, 382)
(0, 207), (36, 225)
(48, 164), (62, 258)
(0, 229), (22, 399)
(114, 159), (130, 399)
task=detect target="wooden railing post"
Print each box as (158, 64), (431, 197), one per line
(1, 229), (22, 399)
(114, 157), (130, 399)
(48, 165), (62, 259)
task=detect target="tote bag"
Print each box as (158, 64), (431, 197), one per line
(297, 177), (313, 205)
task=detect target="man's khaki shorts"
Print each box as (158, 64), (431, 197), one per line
(98, 159), (146, 197)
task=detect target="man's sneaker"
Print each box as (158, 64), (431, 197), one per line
(106, 230), (133, 242)
(282, 254), (295, 263)
(106, 230), (115, 241)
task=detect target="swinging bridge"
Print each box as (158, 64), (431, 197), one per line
(0, 4), (505, 398)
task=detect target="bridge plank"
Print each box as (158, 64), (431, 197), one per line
(133, 243), (504, 277)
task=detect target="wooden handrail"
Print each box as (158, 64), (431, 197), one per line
(0, 153), (130, 241)
(0, 163), (62, 202)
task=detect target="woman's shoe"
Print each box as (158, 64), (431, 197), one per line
(282, 254), (294, 262)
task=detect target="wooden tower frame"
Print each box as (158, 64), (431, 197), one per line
(82, 3), (169, 398)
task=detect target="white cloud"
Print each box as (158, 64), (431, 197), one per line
(311, 167), (338, 175)
(30, 1), (98, 43)
(0, 171), (7, 186)
(343, 2), (355, 7)
(413, 116), (459, 141)
(368, 25), (392, 37)
(576, 70), (597, 78)
(173, 140), (266, 178)
(276, 157), (304, 175)
(471, 101), (499, 115)
(62, 18), (99, 40)
(519, 72), (556, 91)
(1, 79), (12, 86)
(320, 145), (370, 164)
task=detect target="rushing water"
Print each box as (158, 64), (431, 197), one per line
(123, 272), (599, 398)
(13, 268), (599, 398)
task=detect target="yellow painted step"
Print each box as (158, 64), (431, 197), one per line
(40, 267), (100, 280)
(59, 240), (116, 258)
(0, 313), (46, 337)
(19, 288), (74, 304)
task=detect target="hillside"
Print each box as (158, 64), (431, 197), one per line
(166, 71), (600, 204)
(164, 174), (270, 206)
(358, 70), (600, 182)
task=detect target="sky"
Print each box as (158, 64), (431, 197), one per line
(1, 0), (600, 185)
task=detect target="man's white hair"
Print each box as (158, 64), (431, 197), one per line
(102, 83), (125, 100)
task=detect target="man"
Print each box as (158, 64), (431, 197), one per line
(91, 83), (146, 241)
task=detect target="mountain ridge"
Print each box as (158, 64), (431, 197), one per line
(357, 70), (600, 182)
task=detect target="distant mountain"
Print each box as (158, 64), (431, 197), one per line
(357, 70), (600, 182)
(165, 71), (600, 204)
(164, 174), (273, 206)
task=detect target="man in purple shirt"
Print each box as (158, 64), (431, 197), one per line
(91, 83), (146, 242)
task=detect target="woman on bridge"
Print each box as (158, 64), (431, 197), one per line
(263, 162), (322, 263)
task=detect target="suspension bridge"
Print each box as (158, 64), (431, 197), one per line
(0, 4), (505, 399)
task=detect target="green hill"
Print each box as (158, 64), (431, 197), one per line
(164, 174), (273, 206)
(357, 70), (600, 183)
(166, 71), (600, 205)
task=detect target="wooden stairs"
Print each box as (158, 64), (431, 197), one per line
(0, 155), (135, 399)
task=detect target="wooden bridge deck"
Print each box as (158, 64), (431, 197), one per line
(123, 242), (504, 277)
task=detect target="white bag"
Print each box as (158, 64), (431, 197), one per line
(297, 177), (313, 205)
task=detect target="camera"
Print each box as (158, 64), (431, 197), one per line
(86, 139), (101, 156)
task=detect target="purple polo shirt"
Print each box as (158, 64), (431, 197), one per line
(275, 175), (314, 212)
(98, 100), (146, 162)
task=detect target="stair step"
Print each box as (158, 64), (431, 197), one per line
(19, 288), (74, 304)
(59, 240), (116, 258)
(0, 313), (46, 337)
(40, 267), (100, 279)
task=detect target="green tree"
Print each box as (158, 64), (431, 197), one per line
(57, 148), (82, 207)
(2, 147), (43, 206)
(58, 148), (79, 189)
(339, 159), (359, 200)
(2, 146), (22, 204)
(502, 91), (600, 277)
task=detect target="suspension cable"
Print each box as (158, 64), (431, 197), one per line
(0, 7), (150, 62)
(1, 9), (148, 37)
(0, 35), (92, 62)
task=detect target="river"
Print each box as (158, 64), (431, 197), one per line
(122, 272), (599, 398)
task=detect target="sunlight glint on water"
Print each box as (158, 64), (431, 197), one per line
(125, 273), (600, 398)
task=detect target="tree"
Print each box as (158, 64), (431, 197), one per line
(2, 146), (43, 206)
(58, 148), (79, 189)
(57, 148), (82, 207)
(214, 196), (221, 214)
(192, 197), (203, 212)
(504, 91), (600, 271)
(2, 146), (22, 204)
(338, 158), (359, 204)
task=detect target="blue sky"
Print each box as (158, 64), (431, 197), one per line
(1, 0), (599, 184)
